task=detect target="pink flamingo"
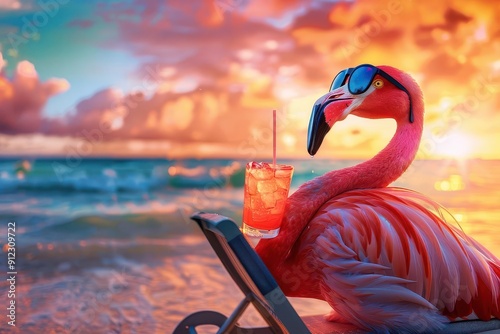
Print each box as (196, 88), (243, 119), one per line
(255, 65), (500, 333)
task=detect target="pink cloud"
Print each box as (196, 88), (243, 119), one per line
(241, 0), (308, 18)
(0, 55), (69, 134)
(0, 0), (22, 10)
(0, 53), (6, 70)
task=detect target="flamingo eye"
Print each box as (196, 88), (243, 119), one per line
(373, 79), (384, 89)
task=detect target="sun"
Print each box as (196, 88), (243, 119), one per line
(433, 132), (476, 159)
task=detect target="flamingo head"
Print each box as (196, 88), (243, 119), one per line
(307, 64), (422, 156)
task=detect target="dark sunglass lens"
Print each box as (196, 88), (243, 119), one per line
(349, 65), (377, 94)
(330, 70), (348, 91)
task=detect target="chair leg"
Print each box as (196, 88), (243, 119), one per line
(172, 310), (228, 334)
(218, 295), (252, 333)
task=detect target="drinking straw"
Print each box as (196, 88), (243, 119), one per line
(273, 109), (277, 166)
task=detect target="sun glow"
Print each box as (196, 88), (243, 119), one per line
(433, 132), (476, 159)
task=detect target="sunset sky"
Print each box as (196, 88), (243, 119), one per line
(0, 0), (499, 159)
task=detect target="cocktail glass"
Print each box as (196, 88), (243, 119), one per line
(242, 162), (294, 238)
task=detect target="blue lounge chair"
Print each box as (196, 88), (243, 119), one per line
(173, 212), (500, 334)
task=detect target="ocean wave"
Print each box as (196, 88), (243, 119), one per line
(0, 159), (251, 193)
(0, 158), (326, 193)
(166, 162), (246, 189)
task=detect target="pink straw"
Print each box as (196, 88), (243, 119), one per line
(273, 109), (277, 166)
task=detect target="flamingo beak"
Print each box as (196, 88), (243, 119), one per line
(307, 87), (355, 156)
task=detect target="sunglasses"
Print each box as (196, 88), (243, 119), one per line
(329, 64), (414, 123)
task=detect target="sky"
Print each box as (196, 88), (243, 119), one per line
(0, 0), (499, 159)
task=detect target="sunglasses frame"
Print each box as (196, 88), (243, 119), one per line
(329, 64), (414, 123)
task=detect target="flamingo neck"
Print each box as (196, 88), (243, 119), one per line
(256, 117), (423, 269)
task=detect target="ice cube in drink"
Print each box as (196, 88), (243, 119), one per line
(242, 162), (293, 238)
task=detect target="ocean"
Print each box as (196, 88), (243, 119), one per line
(0, 158), (499, 333)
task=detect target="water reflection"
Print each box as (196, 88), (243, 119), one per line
(434, 174), (465, 191)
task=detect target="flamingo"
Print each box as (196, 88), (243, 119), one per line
(255, 64), (500, 333)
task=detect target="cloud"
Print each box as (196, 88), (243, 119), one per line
(291, 3), (339, 30)
(0, 0), (22, 10)
(0, 52), (6, 70)
(1, 0), (500, 158)
(0, 55), (69, 134)
(241, 0), (308, 18)
(42, 88), (125, 136)
(41, 83), (280, 152)
(97, 0), (330, 87)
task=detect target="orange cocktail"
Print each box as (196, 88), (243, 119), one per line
(242, 162), (294, 238)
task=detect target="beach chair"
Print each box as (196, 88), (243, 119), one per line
(173, 212), (500, 334)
